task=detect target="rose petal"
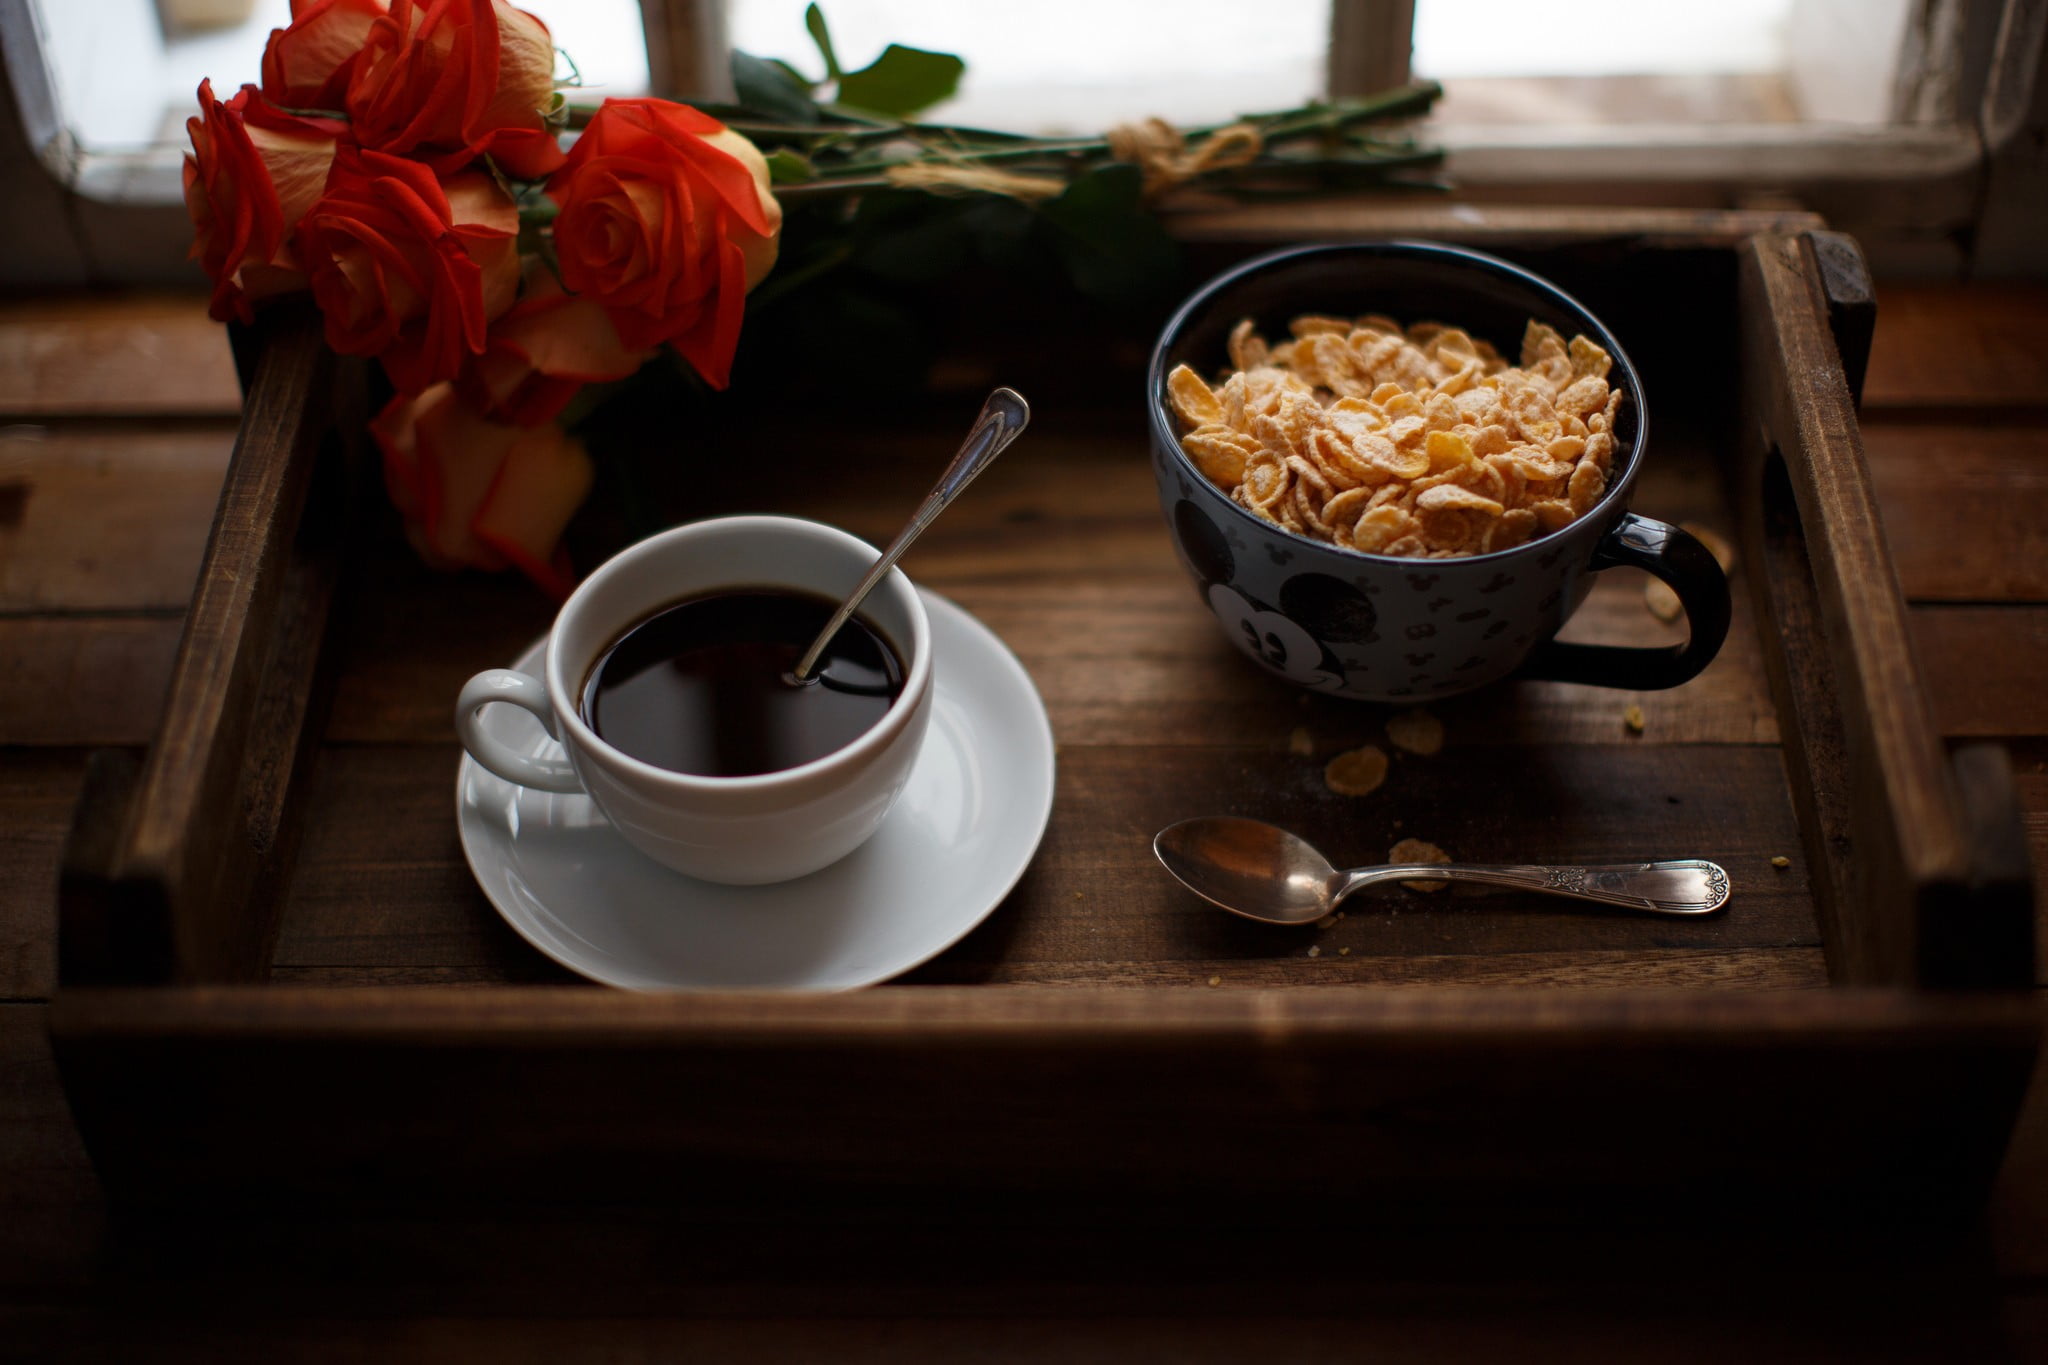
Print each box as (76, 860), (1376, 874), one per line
(472, 426), (593, 600)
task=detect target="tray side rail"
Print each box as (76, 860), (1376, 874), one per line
(1737, 232), (2035, 988)
(57, 303), (364, 985)
(48, 985), (2041, 1226)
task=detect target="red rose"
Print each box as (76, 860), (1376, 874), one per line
(460, 267), (653, 427)
(545, 98), (781, 387)
(295, 146), (520, 394)
(373, 382), (593, 597)
(260, 0), (387, 111)
(347, 0), (565, 180)
(183, 81), (345, 323)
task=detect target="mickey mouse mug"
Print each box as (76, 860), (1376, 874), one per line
(1147, 241), (1730, 703)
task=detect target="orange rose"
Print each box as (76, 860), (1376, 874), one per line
(260, 0), (387, 111)
(373, 382), (592, 597)
(545, 98), (781, 387)
(295, 146), (520, 395)
(183, 81), (345, 323)
(460, 268), (653, 427)
(347, 0), (565, 180)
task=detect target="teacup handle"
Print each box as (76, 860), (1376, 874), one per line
(1519, 512), (1731, 690)
(456, 669), (584, 793)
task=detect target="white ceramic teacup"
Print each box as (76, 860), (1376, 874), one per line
(456, 515), (935, 885)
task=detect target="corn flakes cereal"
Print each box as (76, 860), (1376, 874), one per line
(1167, 312), (1625, 558)
(1324, 745), (1389, 796)
(1389, 837), (1451, 892)
(1384, 708), (1444, 756)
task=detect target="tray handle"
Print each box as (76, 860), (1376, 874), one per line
(57, 304), (365, 985)
(1738, 232), (2034, 988)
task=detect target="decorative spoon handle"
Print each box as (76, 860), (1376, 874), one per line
(1333, 860), (1732, 915)
(792, 387), (1030, 681)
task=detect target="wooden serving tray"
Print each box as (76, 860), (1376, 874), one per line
(50, 207), (2039, 1224)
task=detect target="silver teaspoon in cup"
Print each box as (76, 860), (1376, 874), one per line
(1153, 817), (1731, 923)
(790, 387), (1030, 684)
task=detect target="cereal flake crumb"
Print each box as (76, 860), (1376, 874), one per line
(1307, 945), (1321, 958)
(1645, 578), (1684, 623)
(1390, 837), (1451, 893)
(1682, 522), (1738, 574)
(1338, 947), (1351, 957)
(1623, 705), (1646, 733)
(1385, 708), (1445, 756)
(1324, 744), (1389, 797)
(1207, 975), (1222, 987)
(1771, 855), (1791, 869)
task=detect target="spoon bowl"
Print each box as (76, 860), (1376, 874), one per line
(1153, 817), (1732, 923)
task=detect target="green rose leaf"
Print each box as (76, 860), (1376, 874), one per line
(732, 49), (820, 124)
(804, 3), (843, 80)
(850, 189), (972, 283)
(834, 44), (963, 118)
(765, 149), (818, 184)
(1036, 163), (1180, 306)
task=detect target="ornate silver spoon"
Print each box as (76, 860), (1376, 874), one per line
(790, 387), (1029, 683)
(1153, 817), (1731, 924)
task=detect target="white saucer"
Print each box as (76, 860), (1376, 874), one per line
(456, 591), (1056, 991)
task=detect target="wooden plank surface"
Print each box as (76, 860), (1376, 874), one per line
(1864, 284), (2048, 409)
(0, 619), (181, 746)
(1911, 607), (2048, 738)
(280, 376), (1806, 990)
(0, 258), (2044, 1356)
(1865, 422), (2048, 602)
(274, 742), (1821, 987)
(0, 425), (232, 612)
(0, 295), (239, 418)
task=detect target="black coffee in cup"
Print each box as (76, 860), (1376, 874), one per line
(579, 588), (904, 777)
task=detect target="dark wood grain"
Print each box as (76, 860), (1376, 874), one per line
(273, 743), (1820, 986)
(0, 425), (232, 612)
(1911, 606), (2048, 737)
(28, 1310), (2026, 1365)
(323, 412), (1775, 750)
(0, 754), (87, 1000)
(0, 295), (239, 418)
(1863, 284), (2048, 410)
(27, 228), (2040, 1266)
(57, 308), (359, 985)
(0, 1005), (99, 1294)
(1738, 233), (2017, 988)
(48, 985), (2038, 1226)
(1866, 423), (2048, 602)
(0, 618), (182, 745)
(1169, 202), (1827, 251)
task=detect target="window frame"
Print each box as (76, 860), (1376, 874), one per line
(0, 0), (2039, 285)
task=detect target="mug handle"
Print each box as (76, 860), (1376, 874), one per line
(1518, 511), (1731, 690)
(456, 669), (584, 793)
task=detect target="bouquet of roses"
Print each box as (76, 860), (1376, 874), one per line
(187, 0), (781, 597)
(187, 0), (1439, 596)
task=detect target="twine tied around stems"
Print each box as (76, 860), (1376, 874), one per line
(1107, 117), (1264, 199)
(882, 161), (1067, 199)
(879, 117), (1267, 202)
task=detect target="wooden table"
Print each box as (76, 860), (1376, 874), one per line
(3, 278), (2045, 1360)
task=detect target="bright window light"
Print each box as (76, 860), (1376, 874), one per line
(1413, 0), (1795, 78)
(728, 0), (1332, 133)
